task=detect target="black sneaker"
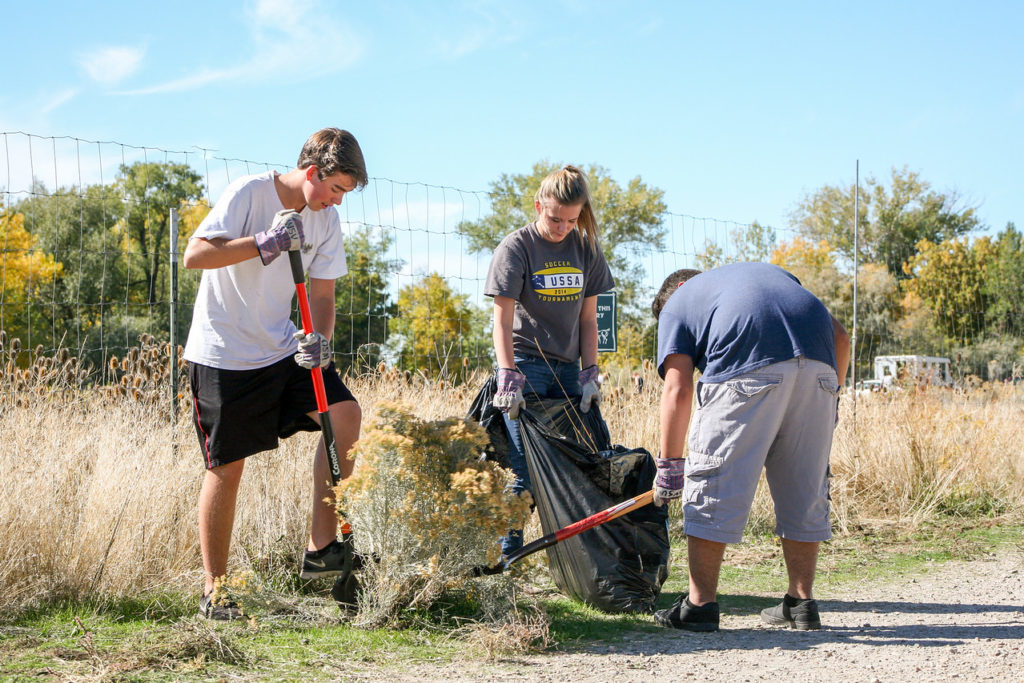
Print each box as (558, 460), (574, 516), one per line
(300, 535), (356, 579)
(760, 594), (821, 630)
(198, 592), (243, 621)
(654, 594), (720, 632)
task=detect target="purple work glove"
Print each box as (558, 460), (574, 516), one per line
(294, 331), (331, 369)
(255, 210), (304, 265)
(493, 368), (526, 420)
(579, 364), (601, 413)
(653, 456), (686, 507)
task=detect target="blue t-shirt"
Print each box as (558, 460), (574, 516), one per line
(656, 262), (836, 382)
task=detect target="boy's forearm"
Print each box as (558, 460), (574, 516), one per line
(183, 237), (259, 269)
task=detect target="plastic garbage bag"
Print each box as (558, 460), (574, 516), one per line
(468, 377), (670, 613)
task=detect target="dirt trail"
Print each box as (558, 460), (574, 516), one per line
(380, 548), (1024, 681)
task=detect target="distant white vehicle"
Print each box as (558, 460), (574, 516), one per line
(872, 355), (952, 388)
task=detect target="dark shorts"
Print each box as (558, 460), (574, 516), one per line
(188, 356), (356, 469)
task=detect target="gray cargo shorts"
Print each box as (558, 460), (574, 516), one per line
(682, 357), (839, 544)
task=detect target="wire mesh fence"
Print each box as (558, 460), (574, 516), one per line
(2, 131), (1022, 407)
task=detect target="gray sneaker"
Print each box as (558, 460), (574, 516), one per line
(760, 594), (821, 630)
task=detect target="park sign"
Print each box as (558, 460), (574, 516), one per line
(596, 291), (617, 353)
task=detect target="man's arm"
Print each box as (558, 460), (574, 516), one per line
(660, 353), (695, 459)
(831, 314), (850, 387)
(308, 277), (337, 340)
(578, 295), (599, 369)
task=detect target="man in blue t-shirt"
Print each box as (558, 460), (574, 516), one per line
(649, 263), (850, 632)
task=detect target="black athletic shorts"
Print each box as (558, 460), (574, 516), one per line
(188, 356), (356, 469)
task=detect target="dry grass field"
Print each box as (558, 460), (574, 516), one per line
(1, 357), (1022, 618)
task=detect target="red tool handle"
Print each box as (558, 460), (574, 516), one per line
(504, 489), (655, 566)
(289, 250), (342, 484)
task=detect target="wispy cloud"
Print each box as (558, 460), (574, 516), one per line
(119, 0), (364, 95)
(433, 1), (522, 60)
(79, 46), (146, 85)
(41, 88), (80, 114)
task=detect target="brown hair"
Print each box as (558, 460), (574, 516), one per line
(296, 128), (368, 188)
(535, 165), (599, 253)
(652, 269), (702, 320)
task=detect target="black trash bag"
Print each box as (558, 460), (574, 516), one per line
(466, 373), (511, 469)
(468, 379), (670, 614)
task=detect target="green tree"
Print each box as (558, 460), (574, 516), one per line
(387, 272), (489, 379)
(696, 220), (777, 269)
(455, 161), (667, 320)
(15, 180), (127, 351)
(983, 223), (1024, 337)
(790, 166), (979, 278)
(333, 225), (400, 375)
(117, 162), (204, 308)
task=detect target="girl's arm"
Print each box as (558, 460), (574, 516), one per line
(493, 296), (517, 368)
(579, 295), (599, 368)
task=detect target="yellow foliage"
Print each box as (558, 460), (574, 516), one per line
(0, 208), (63, 298)
(336, 401), (531, 627)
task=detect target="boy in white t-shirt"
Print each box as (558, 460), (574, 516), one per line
(183, 128), (367, 619)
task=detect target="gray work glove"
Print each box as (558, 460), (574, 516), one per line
(255, 209), (304, 265)
(579, 364), (601, 413)
(294, 331), (331, 369)
(653, 456), (686, 507)
(493, 368), (526, 420)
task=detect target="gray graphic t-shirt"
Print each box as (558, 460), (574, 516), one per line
(484, 223), (615, 363)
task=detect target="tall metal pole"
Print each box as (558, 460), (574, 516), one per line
(169, 208), (179, 427)
(851, 161), (860, 423)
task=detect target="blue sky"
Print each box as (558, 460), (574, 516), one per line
(3, 0), (1021, 235)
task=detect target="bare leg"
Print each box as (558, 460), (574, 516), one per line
(781, 538), (819, 599)
(687, 535), (727, 605)
(198, 459), (246, 595)
(308, 400), (361, 551)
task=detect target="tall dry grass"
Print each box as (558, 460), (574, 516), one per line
(1, 354), (1022, 616)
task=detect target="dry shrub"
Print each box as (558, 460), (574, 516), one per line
(336, 401), (532, 628)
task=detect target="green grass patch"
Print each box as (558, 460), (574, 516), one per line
(4, 518), (1020, 678)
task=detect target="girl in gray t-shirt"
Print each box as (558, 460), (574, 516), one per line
(483, 165), (615, 556)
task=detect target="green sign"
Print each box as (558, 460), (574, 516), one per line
(596, 291), (617, 353)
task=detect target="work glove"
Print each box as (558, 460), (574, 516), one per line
(493, 368), (526, 420)
(294, 331), (331, 369)
(578, 364), (601, 413)
(255, 210), (304, 265)
(653, 456), (686, 507)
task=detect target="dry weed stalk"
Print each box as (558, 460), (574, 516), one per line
(1, 353), (1022, 620)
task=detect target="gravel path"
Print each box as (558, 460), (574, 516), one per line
(396, 548), (1024, 681)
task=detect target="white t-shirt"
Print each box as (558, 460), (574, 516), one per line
(183, 171), (348, 370)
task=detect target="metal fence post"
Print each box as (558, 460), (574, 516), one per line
(169, 208), (179, 428)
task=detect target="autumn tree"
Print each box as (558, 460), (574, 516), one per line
(903, 236), (995, 344)
(455, 161), (666, 320)
(0, 205), (63, 351)
(387, 272), (489, 379)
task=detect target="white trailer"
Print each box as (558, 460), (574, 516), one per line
(873, 355), (952, 388)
